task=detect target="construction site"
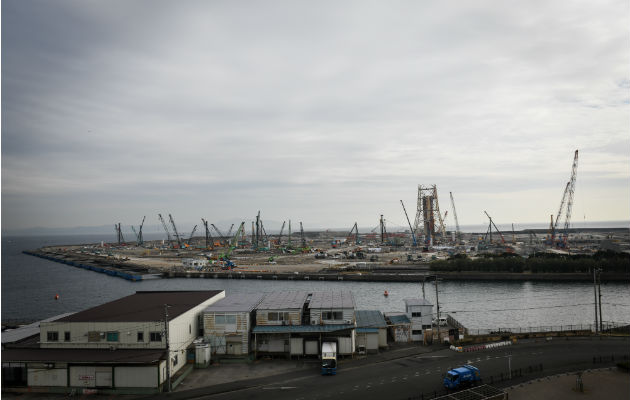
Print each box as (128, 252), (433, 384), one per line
(23, 150), (630, 282)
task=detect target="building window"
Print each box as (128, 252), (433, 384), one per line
(137, 332), (144, 342)
(64, 331), (71, 341)
(189, 324), (192, 334)
(411, 312), (422, 318)
(215, 314), (236, 324)
(106, 332), (119, 342)
(268, 312), (288, 322)
(422, 324), (432, 329)
(412, 330), (423, 335)
(172, 354), (178, 366)
(322, 311), (343, 320)
(47, 331), (59, 342)
(150, 332), (162, 342)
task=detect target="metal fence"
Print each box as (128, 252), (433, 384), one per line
(464, 321), (629, 336)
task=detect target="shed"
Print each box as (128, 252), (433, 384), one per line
(355, 310), (388, 353)
(385, 313), (412, 343)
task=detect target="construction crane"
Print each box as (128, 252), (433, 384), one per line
(201, 218), (213, 249)
(299, 222), (307, 250)
(158, 214), (172, 245)
(115, 223), (125, 244)
(400, 200), (418, 246)
(219, 222), (245, 269)
(437, 210), (447, 238)
(276, 221), (286, 246)
(449, 192), (462, 243)
(552, 150), (579, 248)
(131, 226), (139, 243)
(137, 216), (145, 246)
(483, 211), (506, 244)
(347, 222), (360, 245)
(169, 214), (182, 248)
(187, 225), (197, 246)
(226, 223), (234, 237)
(210, 224), (226, 244)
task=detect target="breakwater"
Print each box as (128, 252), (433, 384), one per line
(22, 250), (149, 281)
(162, 270), (630, 282)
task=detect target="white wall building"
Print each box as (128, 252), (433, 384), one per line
(3, 290), (225, 394)
(404, 298), (433, 342)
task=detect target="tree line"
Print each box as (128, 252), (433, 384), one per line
(429, 250), (630, 273)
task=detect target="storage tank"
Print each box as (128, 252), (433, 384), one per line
(195, 343), (211, 368)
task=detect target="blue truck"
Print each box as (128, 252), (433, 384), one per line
(443, 365), (481, 390)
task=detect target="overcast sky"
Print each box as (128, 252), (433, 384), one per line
(2, 0), (629, 234)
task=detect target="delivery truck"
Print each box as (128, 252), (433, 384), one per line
(321, 342), (337, 375)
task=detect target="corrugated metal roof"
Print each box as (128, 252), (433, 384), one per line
(204, 293), (264, 313)
(2, 312), (76, 344)
(386, 314), (411, 324)
(355, 310), (387, 329)
(308, 290), (355, 309)
(252, 324), (355, 333)
(404, 298), (433, 307)
(55, 291), (224, 323)
(356, 328), (379, 333)
(256, 291), (309, 310)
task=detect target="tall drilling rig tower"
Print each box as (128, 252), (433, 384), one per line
(412, 185), (446, 245)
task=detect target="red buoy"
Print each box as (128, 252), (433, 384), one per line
(54, 294), (59, 300)
(384, 290), (389, 297)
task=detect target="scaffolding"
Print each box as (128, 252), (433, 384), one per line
(413, 184), (446, 244)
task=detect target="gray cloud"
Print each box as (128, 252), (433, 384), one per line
(2, 0), (628, 232)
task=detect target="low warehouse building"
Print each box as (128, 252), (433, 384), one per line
(253, 291), (356, 358)
(2, 290), (224, 395)
(203, 293), (263, 357)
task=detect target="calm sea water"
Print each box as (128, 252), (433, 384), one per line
(2, 234), (629, 330)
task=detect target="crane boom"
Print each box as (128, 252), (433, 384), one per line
(483, 211), (506, 244)
(449, 192), (461, 242)
(210, 224), (225, 239)
(226, 223), (234, 237)
(277, 221), (286, 245)
(299, 222), (306, 249)
(169, 214), (182, 247)
(188, 225), (197, 245)
(137, 216), (145, 246)
(400, 200), (417, 246)
(158, 214), (172, 244)
(201, 218), (213, 249)
(561, 150), (579, 246)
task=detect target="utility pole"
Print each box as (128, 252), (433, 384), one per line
(435, 277), (440, 343)
(163, 304), (171, 392)
(597, 268), (603, 332)
(593, 268), (599, 334)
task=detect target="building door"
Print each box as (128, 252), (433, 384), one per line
(95, 370), (112, 387)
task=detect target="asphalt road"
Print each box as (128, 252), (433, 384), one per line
(167, 337), (629, 400)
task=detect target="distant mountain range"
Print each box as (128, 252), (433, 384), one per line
(3, 220), (627, 237)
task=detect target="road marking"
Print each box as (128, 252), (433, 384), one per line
(425, 370), (431, 375)
(416, 355), (447, 358)
(262, 387), (296, 390)
(415, 372), (420, 376)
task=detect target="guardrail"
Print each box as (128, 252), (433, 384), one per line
(464, 322), (629, 336)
